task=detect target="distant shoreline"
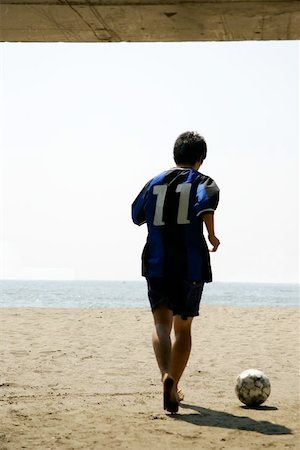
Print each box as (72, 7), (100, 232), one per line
(0, 280), (298, 308)
(0, 279), (299, 284)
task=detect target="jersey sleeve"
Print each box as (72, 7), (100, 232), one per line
(194, 176), (220, 217)
(131, 181), (151, 226)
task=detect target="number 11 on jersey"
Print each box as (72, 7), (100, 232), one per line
(153, 183), (192, 226)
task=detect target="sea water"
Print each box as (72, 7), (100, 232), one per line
(0, 280), (298, 308)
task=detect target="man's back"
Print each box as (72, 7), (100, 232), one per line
(132, 167), (219, 281)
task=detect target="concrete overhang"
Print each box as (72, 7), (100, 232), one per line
(0, 1), (299, 42)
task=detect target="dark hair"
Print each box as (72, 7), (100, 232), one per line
(173, 131), (207, 166)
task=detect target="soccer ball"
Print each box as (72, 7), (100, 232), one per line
(235, 369), (271, 407)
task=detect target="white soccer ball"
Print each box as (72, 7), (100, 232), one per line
(235, 369), (271, 407)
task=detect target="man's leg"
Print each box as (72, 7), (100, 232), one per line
(152, 305), (179, 412)
(170, 315), (194, 390)
(152, 304), (173, 378)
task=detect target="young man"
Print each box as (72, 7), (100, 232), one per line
(132, 131), (220, 413)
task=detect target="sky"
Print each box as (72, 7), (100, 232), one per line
(0, 41), (299, 283)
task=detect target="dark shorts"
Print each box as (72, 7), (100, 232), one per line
(146, 277), (205, 320)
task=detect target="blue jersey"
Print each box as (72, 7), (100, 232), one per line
(132, 167), (220, 282)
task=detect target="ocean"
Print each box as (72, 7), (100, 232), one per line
(0, 280), (299, 308)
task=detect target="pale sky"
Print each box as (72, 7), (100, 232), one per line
(0, 41), (299, 282)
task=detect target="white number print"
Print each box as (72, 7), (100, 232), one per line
(153, 183), (191, 226)
(153, 185), (167, 225)
(175, 183), (191, 224)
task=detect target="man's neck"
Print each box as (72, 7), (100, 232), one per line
(176, 162), (201, 171)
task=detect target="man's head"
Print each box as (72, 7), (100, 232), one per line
(173, 131), (207, 168)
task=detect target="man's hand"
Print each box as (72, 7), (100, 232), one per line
(202, 213), (220, 252)
(208, 234), (220, 252)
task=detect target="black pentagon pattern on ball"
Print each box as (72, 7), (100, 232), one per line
(235, 369), (271, 407)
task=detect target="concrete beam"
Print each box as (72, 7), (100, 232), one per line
(0, 1), (299, 42)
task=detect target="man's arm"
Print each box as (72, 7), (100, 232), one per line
(202, 212), (220, 252)
(132, 180), (151, 226)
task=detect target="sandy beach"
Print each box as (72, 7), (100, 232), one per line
(0, 306), (299, 449)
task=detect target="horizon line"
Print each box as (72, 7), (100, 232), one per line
(0, 279), (299, 285)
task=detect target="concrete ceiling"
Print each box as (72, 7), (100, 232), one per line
(0, 1), (299, 42)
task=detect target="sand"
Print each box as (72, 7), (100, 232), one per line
(0, 306), (299, 450)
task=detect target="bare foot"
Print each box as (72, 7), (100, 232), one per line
(177, 388), (184, 402)
(163, 374), (179, 414)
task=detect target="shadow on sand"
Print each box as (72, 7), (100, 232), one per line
(169, 403), (292, 435)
